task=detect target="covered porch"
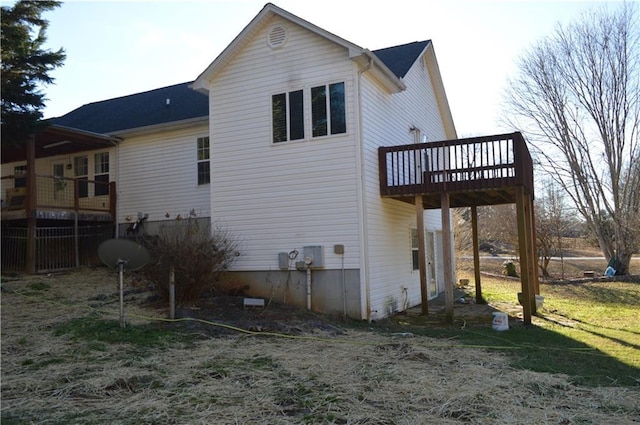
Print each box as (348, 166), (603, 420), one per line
(1, 125), (119, 273)
(378, 131), (538, 325)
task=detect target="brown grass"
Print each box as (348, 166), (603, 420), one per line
(2, 268), (640, 424)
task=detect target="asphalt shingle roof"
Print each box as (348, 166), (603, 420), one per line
(373, 40), (431, 79)
(51, 41), (427, 134)
(50, 82), (208, 134)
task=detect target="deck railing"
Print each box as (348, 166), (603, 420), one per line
(1, 174), (116, 218)
(378, 132), (533, 197)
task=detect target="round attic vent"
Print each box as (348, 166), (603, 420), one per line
(267, 25), (287, 49)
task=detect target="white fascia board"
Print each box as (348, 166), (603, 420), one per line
(192, 3), (365, 90)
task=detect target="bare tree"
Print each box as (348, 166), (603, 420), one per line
(503, 3), (640, 274)
(536, 182), (569, 278)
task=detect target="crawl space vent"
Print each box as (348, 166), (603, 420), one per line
(268, 25), (287, 49)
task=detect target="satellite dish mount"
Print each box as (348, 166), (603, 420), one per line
(98, 239), (150, 328)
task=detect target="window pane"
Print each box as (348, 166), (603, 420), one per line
(77, 177), (89, 198)
(14, 165), (26, 188)
(330, 82), (346, 134)
(289, 90), (304, 140)
(311, 86), (327, 137)
(198, 137), (210, 160)
(412, 250), (419, 271)
(74, 156), (88, 177)
(94, 174), (110, 196)
(94, 152), (109, 174)
(411, 228), (418, 248)
(272, 93), (287, 142)
(198, 161), (210, 185)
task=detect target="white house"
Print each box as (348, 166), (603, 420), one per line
(191, 3), (457, 320)
(1, 3), (460, 321)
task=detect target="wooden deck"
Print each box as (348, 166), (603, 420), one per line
(378, 132), (533, 208)
(379, 131), (538, 325)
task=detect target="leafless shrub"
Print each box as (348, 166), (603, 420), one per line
(139, 219), (239, 303)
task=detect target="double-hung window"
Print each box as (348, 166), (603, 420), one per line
(311, 82), (346, 137)
(411, 228), (420, 271)
(14, 165), (26, 188)
(94, 152), (109, 196)
(74, 155), (89, 198)
(272, 90), (304, 143)
(197, 136), (210, 185)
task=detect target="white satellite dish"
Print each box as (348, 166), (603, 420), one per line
(98, 239), (150, 328)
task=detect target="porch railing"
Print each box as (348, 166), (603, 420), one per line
(378, 132), (533, 197)
(1, 174), (116, 218)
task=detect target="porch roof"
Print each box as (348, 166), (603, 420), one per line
(1, 125), (118, 164)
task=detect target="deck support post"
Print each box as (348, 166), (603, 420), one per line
(471, 205), (483, 304)
(516, 186), (534, 324)
(441, 192), (454, 323)
(26, 135), (37, 274)
(416, 195), (428, 315)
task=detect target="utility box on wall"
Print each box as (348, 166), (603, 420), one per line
(303, 246), (325, 268)
(278, 252), (289, 269)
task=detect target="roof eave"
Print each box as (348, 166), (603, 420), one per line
(109, 115), (209, 137)
(355, 50), (407, 93)
(424, 43), (457, 139)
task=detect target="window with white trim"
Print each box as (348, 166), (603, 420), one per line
(411, 228), (419, 270)
(311, 82), (346, 137)
(94, 152), (109, 196)
(272, 90), (304, 143)
(14, 165), (26, 188)
(197, 136), (210, 185)
(74, 155), (89, 198)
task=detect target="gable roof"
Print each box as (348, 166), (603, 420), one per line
(50, 82), (208, 135)
(373, 40), (431, 79)
(192, 2), (406, 93)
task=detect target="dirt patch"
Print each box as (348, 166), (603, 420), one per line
(2, 268), (639, 424)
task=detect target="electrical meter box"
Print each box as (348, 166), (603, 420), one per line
(278, 252), (289, 269)
(302, 246), (325, 268)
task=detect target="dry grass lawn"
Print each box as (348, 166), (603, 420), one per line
(2, 268), (639, 424)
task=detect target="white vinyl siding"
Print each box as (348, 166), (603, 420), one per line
(117, 125), (210, 222)
(359, 48), (450, 319)
(208, 16), (359, 272)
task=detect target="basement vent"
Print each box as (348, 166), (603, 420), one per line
(267, 25), (287, 49)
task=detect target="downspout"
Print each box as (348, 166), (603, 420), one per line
(356, 57), (373, 321)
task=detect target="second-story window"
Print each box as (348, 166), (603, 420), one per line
(311, 82), (346, 137)
(94, 152), (109, 196)
(197, 136), (210, 185)
(272, 90), (304, 143)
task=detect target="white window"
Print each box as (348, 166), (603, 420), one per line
(14, 165), (26, 188)
(94, 152), (109, 196)
(272, 90), (304, 142)
(311, 82), (346, 137)
(197, 136), (210, 185)
(411, 228), (419, 270)
(74, 155), (89, 198)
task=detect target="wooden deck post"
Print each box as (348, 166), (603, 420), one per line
(529, 196), (540, 295)
(516, 186), (533, 325)
(26, 135), (37, 274)
(416, 195), (428, 315)
(524, 193), (537, 313)
(441, 192), (454, 323)
(471, 205), (483, 304)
